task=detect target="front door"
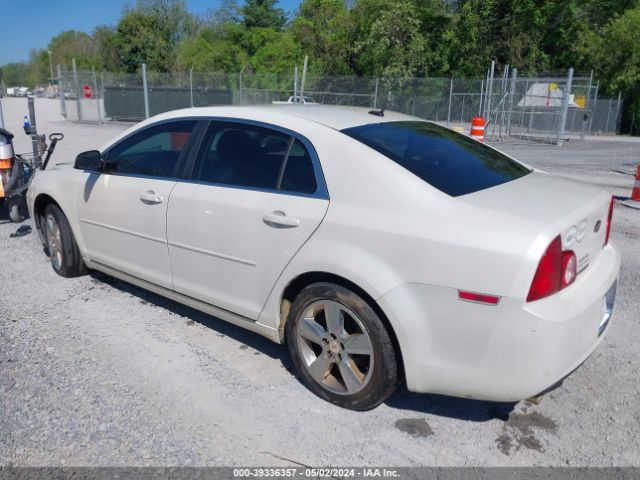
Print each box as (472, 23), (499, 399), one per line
(167, 121), (329, 320)
(76, 120), (198, 289)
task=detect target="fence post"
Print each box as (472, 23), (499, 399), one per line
(239, 67), (245, 105)
(446, 77), (453, 127)
(189, 68), (194, 108)
(485, 61), (495, 123)
(293, 66), (298, 101)
(93, 68), (102, 123)
(101, 72), (105, 120)
(373, 77), (379, 109)
(581, 70), (594, 140)
(141, 63), (150, 119)
(589, 81), (599, 134)
(506, 68), (517, 135)
(72, 58), (83, 121)
(57, 65), (66, 118)
(478, 79), (484, 118)
(615, 91), (622, 134)
(299, 55), (308, 104)
(557, 67), (574, 146)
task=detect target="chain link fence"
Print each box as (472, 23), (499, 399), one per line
(57, 65), (622, 144)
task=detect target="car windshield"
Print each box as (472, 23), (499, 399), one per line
(342, 121), (531, 197)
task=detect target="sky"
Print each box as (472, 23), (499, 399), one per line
(0, 0), (302, 65)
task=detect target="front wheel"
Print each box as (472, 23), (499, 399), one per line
(286, 282), (398, 410)
(44, 204), (88, 277)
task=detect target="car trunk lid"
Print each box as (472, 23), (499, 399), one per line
(462, 171), (612, 277)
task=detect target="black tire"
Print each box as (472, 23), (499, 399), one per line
(43, 203), (88, 277)
(286, 282), (398, 410)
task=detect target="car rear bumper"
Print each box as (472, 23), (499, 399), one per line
(377, 243), (621, 401)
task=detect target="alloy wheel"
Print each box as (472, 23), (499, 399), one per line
(296, 300), (374, 395)
(45, 213), (63, 270)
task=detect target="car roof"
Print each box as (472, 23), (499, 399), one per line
(151, 104), (418, 131)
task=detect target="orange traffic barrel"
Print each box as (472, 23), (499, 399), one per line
(470, 117), (485, 142)
(622, 164), (640, 210)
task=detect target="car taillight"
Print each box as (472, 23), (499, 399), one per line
(527, 235), (577, 302)
(604, 196), (614, 246)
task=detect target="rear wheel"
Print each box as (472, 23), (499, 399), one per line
(44, 204), (88, 277)
(286, 282), (398, 410)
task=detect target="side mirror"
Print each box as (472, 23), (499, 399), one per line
(74, 150), (103, 171)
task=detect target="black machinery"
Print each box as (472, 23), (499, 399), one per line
(0, 96), (63, 223)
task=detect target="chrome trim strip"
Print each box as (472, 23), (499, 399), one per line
(599, 280), (617, 337)
(80, 218), (166, 244)
(168, 240), (257, 267)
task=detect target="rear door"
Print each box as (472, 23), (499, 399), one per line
(167, 120), (329, 320)
(75, 120), (199, 289)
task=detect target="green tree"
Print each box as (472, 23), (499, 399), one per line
(111, 12), (170, 72)
(594, 7), (640, 133)
(111, 0), (195, 72)
(178, 28), (246, 72)
(252, 31), (303, 73)
(291, 0), (351, 74)
(203, 0), (240, 30)
(0, 62), (33, 87)
(351, 0), (427, 77)
(240, 0), (287, 30)
(47, 30), (104, 71)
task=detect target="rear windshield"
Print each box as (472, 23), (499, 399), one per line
(342, 121), (531, 197)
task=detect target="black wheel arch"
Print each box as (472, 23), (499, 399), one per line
(33, 194), (61, 249)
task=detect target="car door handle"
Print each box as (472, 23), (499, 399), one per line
(139, 191), (163, 204)
(262, 211), (300, 228)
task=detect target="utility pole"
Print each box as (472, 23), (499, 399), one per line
(47, 50), (54, 80)
(57, 65), (66, 118)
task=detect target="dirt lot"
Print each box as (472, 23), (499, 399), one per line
(1, 98), (639, 467)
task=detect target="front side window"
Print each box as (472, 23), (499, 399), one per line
(194, 122), (317, 194)
(342, 121), (531, 197)
(106, 121), (196, 178)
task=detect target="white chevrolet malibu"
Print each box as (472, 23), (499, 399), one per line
(27, 105), (620, 410)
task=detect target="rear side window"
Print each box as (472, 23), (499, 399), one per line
(194, 122), (317, 194)
(107, 121), (196, 178)
(342, 121), (531, 197)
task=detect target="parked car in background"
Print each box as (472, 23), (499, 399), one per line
(26, 105), (620, 410)
(273, 96), (317, 104)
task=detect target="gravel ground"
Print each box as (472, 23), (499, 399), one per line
(1, 98), (639, 467)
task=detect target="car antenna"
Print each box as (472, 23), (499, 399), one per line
(368, 108), (385, 117)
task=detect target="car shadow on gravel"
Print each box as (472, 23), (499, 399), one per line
(386, 386), (517, 422)
(90, 270), (518, 421)
(89, 271), (291, 364)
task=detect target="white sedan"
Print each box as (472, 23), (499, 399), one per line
(27, 105), (620, 410)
